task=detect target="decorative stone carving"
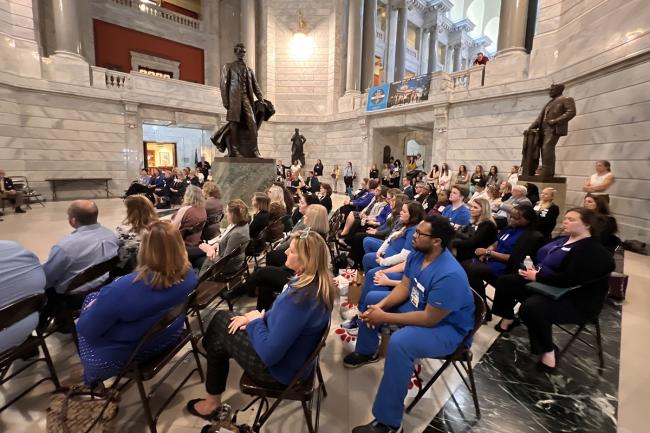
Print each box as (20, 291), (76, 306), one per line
(130, 51), (180, 79)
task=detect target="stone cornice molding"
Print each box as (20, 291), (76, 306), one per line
(453, 17), (475, 33)
(428, 0), (453, 13)
(438, 15), (454, 32)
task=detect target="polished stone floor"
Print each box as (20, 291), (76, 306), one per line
(0, 198), (647, 433)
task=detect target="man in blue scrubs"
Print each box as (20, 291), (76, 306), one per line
(345, 215), (475, 433)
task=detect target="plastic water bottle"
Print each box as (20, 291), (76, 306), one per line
(523, 255), (534, 270)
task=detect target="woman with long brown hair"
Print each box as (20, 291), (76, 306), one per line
(115, 194), (159, 269)
(187, 230), (336, 421)
(77, 221), (196, 385)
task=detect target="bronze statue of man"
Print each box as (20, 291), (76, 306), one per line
(220, 43), (265, 157)
(290, 128), (306, 166)
(523, 83), (576, 177)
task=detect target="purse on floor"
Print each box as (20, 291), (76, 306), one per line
(46, 385), (120, 433)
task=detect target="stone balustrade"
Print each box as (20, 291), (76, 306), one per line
(109, 0), (201, 30)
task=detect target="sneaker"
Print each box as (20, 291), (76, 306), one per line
(341, 316), (359, 330)
(343, 351), (379, 369)
(341, 306), (359, 321)
(352, 420), (401, 433)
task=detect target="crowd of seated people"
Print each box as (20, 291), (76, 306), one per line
(0, 157), (625, 433)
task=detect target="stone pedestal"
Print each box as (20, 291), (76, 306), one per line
(484, 50), (529, 85)
(42, 53), (91, 85)
(211, 157), (276, 205)
(520, 175), (567, 236)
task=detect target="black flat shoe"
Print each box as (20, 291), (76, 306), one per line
(494, 318), (520, 333)
(186, 399), (218, 420)
(536, 361), (557, 373)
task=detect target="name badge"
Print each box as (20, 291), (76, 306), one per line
(438, 206), (445, 212)
(561, 247), (571, 252)
(410, 286), (420, 308)
(415, 279), (426, 293)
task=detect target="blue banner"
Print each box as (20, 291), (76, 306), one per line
(366, 83), (390, 111)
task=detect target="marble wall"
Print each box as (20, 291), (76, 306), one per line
(0, 0), (41, 78)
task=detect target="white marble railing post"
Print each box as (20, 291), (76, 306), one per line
(361, 0), (377, 91)
(345, 0), (364, 94)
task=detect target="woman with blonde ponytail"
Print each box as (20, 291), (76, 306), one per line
(187, 229), (336, 420)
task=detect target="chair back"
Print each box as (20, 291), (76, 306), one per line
(279, 318), (331, 392)
(448, 289), (485, 357)
(246, 228), (268, 256)
(266, 217), (285, 244)
(0, 294), (46, 333)
(198, 246), (241, 283)
(181, 220), (206, 239)
(64, 256), (120, 294)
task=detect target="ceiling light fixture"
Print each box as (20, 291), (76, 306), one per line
(290, 10), (314, 61)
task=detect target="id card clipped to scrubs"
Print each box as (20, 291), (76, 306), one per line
(410, 277), (426, 310)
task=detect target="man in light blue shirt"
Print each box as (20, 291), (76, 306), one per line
(42, 200), (118, 321)
(0, 241), (46, 353)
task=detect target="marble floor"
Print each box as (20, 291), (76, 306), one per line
(0, 198), (647, 433)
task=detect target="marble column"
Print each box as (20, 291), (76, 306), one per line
(427, 25), (437, 73)
(497, 0), (530, 54)
(203, 0), (221, 87)
(240, 0), (256, 73)
(361, 0), (377, 91)
(394, 3), (407, 80)
(384, 5), (398, 82)
(51, 0), (83, 57)
(345, 0), (364, 94)
(44, 0), (90, 85)
(420, 30), (429, 75)
(452, 44), (461, 71)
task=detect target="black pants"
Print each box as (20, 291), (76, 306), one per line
(461, 259), (498, 303)
(349, 232), (382, 269)
(491, 274), (530, 320)
(125, 183), (154, 202)
(265, 249), (288, 268)
(204, 310), (280, 395)
(237, 266), (293, 311)
(520, 295), (588, 355)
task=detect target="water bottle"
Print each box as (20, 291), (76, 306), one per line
(523, 255), (534, 270)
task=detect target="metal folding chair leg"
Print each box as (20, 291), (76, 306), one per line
(135, 375), (158, 433)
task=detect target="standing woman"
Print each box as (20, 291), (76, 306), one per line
(390, 159), (402, 188)
(486, 165), (500, 187)
(369, 164), (379, 180)
(343, 161), (355, 197)
(582, 160), (615, 202)
(77, 221), (196, 386)
(470, 165), (486, 195)
(426, 164), (440, 188)
(381, 164), (391, 186)
(438, 163), (452, 191)
(534, 187), (560, 241)
(313, 159), (324, 177)
(331, 165), (341, 193)
(455, 164), (470, 189)
(186, 230), (336, 421)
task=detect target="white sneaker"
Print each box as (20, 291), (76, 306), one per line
(341, 306), (360, 321)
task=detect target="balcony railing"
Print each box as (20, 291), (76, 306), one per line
(450, 70), (470, 89)
(406, 47), (418, 59)
(109, 0), (201, 30)
(103, 69), (132, 89)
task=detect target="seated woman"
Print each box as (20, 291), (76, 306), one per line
(450, 198), (498, 263)
(341, 201), (425, 330)
(186, 230), (335, 421)
(534, 187), (560, 241)
(318, 182), (333, 214)
(291, 193), (320, 226)
(348, 191), (408, 269)
(427, 188), (450, 216)
(124, 169), (152, 199)
(584, 194), (619, 253)
(491, 208), (615, 371)
(202, 182), (224, 240)
(76, 221), (196, 386)
(221, 204), (329, 310)
(462, 205), (543, 322)
(171, 185), (207, 248)
(153, 169), (174, 207)
(193, 199), (251, 275)
(249, 192), (271, 239)
(339, 185), (390, 243)
(115, 195), (159, 273)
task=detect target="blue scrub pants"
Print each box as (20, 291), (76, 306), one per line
(355, 291), (464, 428)
(358, 269), (403, 312)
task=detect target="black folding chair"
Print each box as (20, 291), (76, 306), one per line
(115, 293), (204, 433)
(0, 294), (60, 412)
(406, 289), (486, 419)
(236, 320), (331, 433)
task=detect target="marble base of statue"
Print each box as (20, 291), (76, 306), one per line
(211, 157), (276, 206)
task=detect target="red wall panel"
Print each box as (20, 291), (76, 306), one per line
(93, 20), (204, 84)
(161, 1), (199, 19)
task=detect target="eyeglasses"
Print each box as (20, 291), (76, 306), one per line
(414, 229), (437, 238)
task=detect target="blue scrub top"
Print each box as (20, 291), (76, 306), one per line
(403, 249), (475, 337)
(487, 226), (524, 275)
(442, 204), (471, 226)
(536, 236), (589, 278)
(385, 225), (417, 257)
